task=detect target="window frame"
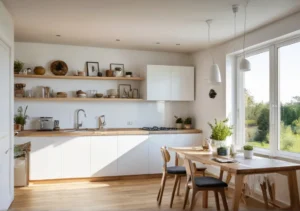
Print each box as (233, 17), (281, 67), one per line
(234, 36), (300, 160)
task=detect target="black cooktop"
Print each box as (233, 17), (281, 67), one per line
(141, 126), (178, 131)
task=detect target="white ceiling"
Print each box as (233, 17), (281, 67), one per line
(3, 0), (300, 53)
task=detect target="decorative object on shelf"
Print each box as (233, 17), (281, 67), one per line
(106, 69), (113, 77)
(97, 70), (102, 77)
(108, 89), (118, 98)
(240, 0), (251, 72)
(51, 60), (68, 76)
(119, 84), (131, 98)
(56, 92), (67, 98)
(33, 66), (46, 75)
(14, 60), (24, 74)
(184, 117), (192, 129)
(95, 93), (103, 98)
(133, 88), (139, 99)
(128, 89), (133, 98)
(76, 90), (87, 98)
(14, 106), (28, 131)
(208, 118), (233, 155)
(77, 71), (85, 76)
(209, 89), (217, 99)
(206, 19), (221, 84)
(53, 120), (60, 131)
(244, 145), (253, 159)
(110, 63), (124, 77)
(25, 89), (33, 98)
(174, 116), (183, 129)
(44, 86), (51, 98)
(86, 62), (99, 77)
(14, 83), (26, 98)
(125, 72), (132, 78)
(87, 90), (97, 98)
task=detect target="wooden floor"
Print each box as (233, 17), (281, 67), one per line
(10, 177), (270, 211)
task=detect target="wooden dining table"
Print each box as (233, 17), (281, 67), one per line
(169, 147), (300, 211)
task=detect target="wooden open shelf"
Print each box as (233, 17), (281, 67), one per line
(14, 74), (144, 81)
(15, 97), (144, 102)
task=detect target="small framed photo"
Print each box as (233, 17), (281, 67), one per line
(110, 63), (124, 77)
(86, 62), (99, 77)
(118, 84), (131, 98)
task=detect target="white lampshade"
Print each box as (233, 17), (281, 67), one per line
(210, 63), (221, 84)
(240, 58), (251, 71)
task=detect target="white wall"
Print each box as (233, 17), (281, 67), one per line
(191, 11), (300, 204)
(0, 1), (14, 210)
(15, 42), (192, 129)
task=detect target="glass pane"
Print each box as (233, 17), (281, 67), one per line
(244, 51), (270, 149)
(279, 42), (300, 154)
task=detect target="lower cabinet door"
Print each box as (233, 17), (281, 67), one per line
(90, 136), (118, 177)
(61, 137), (91, 178)
(148, 134), (175, 174)
(117, 135), (149, 175)
(29, 138), (63, 180)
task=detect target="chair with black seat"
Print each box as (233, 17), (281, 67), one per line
(183, 158), (229, 211)
(157, 146), (206, 208)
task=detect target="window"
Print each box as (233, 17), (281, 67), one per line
(279, 42), (300, 154)
(235, 37), (300, 158)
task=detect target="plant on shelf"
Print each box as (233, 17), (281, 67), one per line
(184, 117), (192, 129)
(14, 60), (24, 74)
(208, 118), (233, 155)
(14, 106), (29, 131)
(174, 116), (183, 129)
(243, 145), (254, 159)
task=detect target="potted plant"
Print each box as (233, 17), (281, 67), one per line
(243, 145), (254, 159)
(14, 60), (24, 74)
(184, 117), (192, 129)
(208, 118), (233, 155)
(114, 67), (123, 77)
(14, 106), (29, 131)
(217, 146), (228, 156)
(174, 116), (183, 129)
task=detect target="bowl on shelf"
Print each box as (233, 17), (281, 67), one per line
(95, 93), (103, 98)
(77, 94), (87, 98)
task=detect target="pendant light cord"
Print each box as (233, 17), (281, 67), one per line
(243, 0), (249, 58)
(206, 20), (215, 63)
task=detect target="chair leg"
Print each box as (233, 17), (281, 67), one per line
(202, 190), (208, 208)
(158, 173), (167, 206)
(157, 187), (161, 201)
(189, 190), (197, 211)
(170, 175), (179, 208)
(214, 191), (220, 211)
(183, 184), (190, 209)
(177, 176), (181, 196)
(260, 182), (269, 209)
(220, 189), (229, 211)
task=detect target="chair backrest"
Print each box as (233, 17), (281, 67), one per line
(184, 158), (196, 187)
(160, 146), (171, 171)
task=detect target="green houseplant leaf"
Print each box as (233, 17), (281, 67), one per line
(208, 118), (233, 141)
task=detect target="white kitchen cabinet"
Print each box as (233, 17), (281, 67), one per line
(61, 137), (91, 178)
(90, 136), (118, 177)
(148, 134), (175, 174)
(117, 135), (149, 175)
(143, 65), (194, 101)
(27, 137), (64, 180)
(172, 134), (201, 148)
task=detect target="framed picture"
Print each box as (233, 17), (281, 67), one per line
(110, 63), (124, 77)
(118, 84), (131, 98)
(86, 62), (99, 77)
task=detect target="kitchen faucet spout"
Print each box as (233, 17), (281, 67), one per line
(76, 109), (86, 130)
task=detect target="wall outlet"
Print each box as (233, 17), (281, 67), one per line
(127, 121), (133, 125)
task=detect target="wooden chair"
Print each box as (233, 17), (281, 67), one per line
(183, 158), (229, 211)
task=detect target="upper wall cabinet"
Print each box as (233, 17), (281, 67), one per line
(142, 65), (194, 101)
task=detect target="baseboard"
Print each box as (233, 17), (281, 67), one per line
(28, 174), (163, 185)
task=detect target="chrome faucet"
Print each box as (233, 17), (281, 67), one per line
(76, 109), (87, 130)
(99, 115), (106, 130)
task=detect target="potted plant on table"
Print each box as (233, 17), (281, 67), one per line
(14, 106), (29, 131)
(174, 116), (183, 129)
(184, 117), (192, 129)
(243, 145), (254, 159)
(208, 118), (233, 156)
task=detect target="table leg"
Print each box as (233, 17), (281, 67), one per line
(232, 174), (245, 211)
(288, 170), (300, 211)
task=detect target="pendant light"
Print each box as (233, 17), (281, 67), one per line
(206, 19), (221, 84)
(240, 0), (251, 71)
(232, 4), (239, 51)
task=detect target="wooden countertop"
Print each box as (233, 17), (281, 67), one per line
(17, 128), (202, 137)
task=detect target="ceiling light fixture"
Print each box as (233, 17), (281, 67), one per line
(116, 39), (120, 41)
(232, 4), (239, 51)
(156, 42), (160, 44)
(240, 0), (251, 72)
(206, 19), (221, 84)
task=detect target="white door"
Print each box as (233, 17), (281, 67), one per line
(117, 135), (149, 175)
(91, 136), (118, 177)
(171, 66), (194, 101)
(0, 40), (13, 209)
(147, 65), (172, 101)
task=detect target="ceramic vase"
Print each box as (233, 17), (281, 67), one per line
(244, 150), (253, 159)
(176, 123), (183, 129)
